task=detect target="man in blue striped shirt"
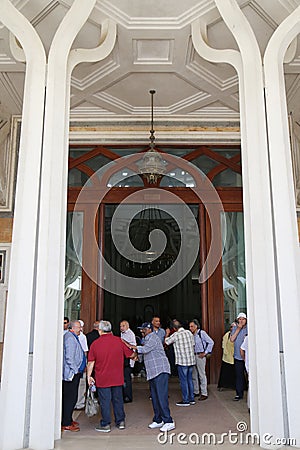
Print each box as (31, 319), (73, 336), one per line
(134, 322), (175, 433)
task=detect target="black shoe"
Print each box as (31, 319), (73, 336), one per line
(176, 401), (190, 407)
(123, 397), (132, 403)
(233, 395), (242, 401)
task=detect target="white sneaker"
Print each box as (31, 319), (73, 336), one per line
(160, 422), (175, 432)
(148, 421), (164, 429)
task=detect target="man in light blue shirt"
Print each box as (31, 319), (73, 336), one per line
(189, 319), (214, 400)
(151, 316), (166, 344)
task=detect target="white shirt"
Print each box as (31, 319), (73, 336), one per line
(121, 328), (136, 368)
(240, 335), (249, 373)
(78, 332), (88, 352)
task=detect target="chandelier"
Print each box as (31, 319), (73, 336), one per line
(125, 207), (177, 277)
(138, 90), (167, 184)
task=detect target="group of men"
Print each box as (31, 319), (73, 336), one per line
(62, 315), (215, 434)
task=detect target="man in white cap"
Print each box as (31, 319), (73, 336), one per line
(230, 312), (248, 401)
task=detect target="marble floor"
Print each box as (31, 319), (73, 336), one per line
(54, 377), (259, 450)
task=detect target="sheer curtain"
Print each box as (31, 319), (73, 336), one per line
(221, 212), (246, 325)
(64, 212), (83, 319)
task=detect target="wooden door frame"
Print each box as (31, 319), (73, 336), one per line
(67, 187), (243, 383)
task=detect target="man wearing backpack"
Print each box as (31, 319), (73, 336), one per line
(189, 319), (214, 401)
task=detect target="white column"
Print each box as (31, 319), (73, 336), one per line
(0, 2), (46, 449)
(192, 0), (285, 445)
(264, 7), (300, 447)
(29, 1), (97, 448)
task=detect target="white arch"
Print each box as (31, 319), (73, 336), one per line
(30, 1), (99, 448)
(0, 1), (46, 449)
(192, 0), (285, 445)
(264, 6), (300, 446)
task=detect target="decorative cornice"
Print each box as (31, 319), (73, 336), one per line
(68, 128), (241, 145)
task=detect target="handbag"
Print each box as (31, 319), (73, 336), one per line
(85, 387), (99, 417)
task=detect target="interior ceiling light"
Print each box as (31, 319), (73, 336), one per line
(138, 90), (167, 184)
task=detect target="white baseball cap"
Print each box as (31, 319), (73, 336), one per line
(237, 312), (247, 319)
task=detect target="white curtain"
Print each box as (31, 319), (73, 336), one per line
(64, 212), (83, 317)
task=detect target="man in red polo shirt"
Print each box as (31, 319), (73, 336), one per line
(87, 320), (136, 432)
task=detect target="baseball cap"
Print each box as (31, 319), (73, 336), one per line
(137, 322), (153, 330)
(237, 312), (247, 319)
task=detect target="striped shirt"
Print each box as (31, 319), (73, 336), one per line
(165, 328), (195, 366)
(136, 332), (170, 380)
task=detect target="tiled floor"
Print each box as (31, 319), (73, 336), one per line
(55, 377), (258, 449)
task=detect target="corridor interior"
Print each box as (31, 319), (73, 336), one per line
(56, 377), (252, 450)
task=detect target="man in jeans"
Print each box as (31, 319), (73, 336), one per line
(165, 320), (195, 406)
(87, 320), (135, 432)
(133, 322), (175, 432)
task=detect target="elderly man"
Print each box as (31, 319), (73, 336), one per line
(87, 320), (135, 432)
(189, 319), (214, 401)
(133, 322), (175, 432)
(62, 320), (86, 432)
(120, 320), (136, 403)
(165, 320), (195, 406)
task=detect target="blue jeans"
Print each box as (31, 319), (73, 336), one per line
(149, 373), (173, 424)
(97, 385), (125, 426)
(177, 365), (194, 403)
(234, 358), (246, 398)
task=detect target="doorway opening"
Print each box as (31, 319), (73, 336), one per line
(66, 143), (246, 382)
(103, 203), (201, 333)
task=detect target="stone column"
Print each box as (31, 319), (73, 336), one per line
(29, 4), (116, 449)
(0, 2), (46, 449)
(192, 0), (285, 445)
(28, 1), (98, 448)
(264, 7), (300, 446)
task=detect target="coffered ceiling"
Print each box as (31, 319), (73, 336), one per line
(0, 0), (300, 136)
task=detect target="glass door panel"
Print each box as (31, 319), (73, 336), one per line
(64, 211), (83, 320)
(221, 211), (246, 330)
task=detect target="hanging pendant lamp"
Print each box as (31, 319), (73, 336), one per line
(138, 90), (166, 184)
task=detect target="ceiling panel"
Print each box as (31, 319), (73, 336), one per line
(0, 0), (299, 128)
